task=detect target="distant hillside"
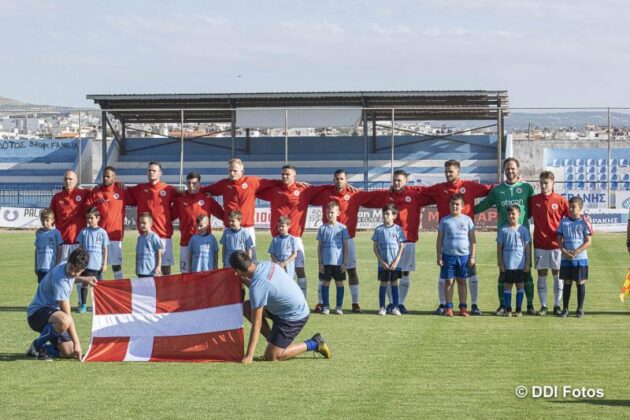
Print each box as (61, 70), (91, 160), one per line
(0, 96), (81, 112)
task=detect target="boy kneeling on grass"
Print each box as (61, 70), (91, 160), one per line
(26, 248), (98, 361)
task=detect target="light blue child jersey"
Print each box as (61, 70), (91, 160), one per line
(497, 225), (531, 270)
(557, 216), (591, 260)
(316, 222), (350, 265)
(249, 261), (310, 321)
(188, 233), (219, 272)
(77, 226), (110, 270)
(27, 262), (75, 316)
(371, 224), (406, 265)
(439, 215), (475, 256)
(34, 228), (63, 272)
(136, 232), (164, 276)
(220, 228), (254, 267)
(268, 234), (299, 278)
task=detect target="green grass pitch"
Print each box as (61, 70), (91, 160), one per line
(1, 230), (629, 418)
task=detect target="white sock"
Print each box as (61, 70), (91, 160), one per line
(469, 274), (479, 305)
(438, 276), (446, 305)
(537, 275), (548, 308)
(399, 275), (410, 305)
(113, 270), (123, 279)
(297, 277), (307, 299)
(76, 284), (83, 305)
(317, 280), (323, 304)
(350, 285), (359, 304)
(553, 274), (563, 307)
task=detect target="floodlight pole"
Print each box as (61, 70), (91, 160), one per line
(179, 110), (185, 188)
(363, 110), (368, 189)
(390, 108), (395, 179)
(284, 108), (289, 164)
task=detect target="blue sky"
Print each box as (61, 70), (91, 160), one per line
(1, 0), (628, 107)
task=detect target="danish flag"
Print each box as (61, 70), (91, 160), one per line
(83, 269), (244, 362)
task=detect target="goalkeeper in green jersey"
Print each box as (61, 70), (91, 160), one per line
(474, 157), (537, 315)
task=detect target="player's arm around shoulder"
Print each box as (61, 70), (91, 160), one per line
(474, 186), (495, 213)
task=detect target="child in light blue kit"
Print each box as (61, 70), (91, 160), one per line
(497, 205), (531, 317)
(372, 204), (406, 316)
(557, 196), (592, 318)
(188, 214), (219, 272)
(76, 207), (109, 313)
(220, 210), (253, 268)
(136, 212), (164, 278)
(268, 216), (299, 282)
(317, 202), (350, 315)
(34, 208), (63, 283)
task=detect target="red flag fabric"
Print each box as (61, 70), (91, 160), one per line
(83, 269), (244, 362)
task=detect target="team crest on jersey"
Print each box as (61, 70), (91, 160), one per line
(293, 190), (300, 197)
(516, 188), (522, 194)
(160, 190), (166, 197)
(198, 200), (205, 206)
(344, 194), (350, 201)
(551, 203), (558, 210)
(460, 187), (466, 194)
(75, 195), (82, 202)
(242, 183), (248, 189)
(405, 196), (411, 203)
(113, 193), (120, 200)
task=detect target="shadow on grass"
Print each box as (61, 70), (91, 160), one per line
(0, 306), (27, 312)
(0, 353), (29, 362)
(550, 399), (630, 407)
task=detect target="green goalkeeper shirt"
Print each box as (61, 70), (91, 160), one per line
(474, 181), (535, 228)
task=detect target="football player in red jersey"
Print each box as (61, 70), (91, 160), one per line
(85, 166), (129, 279)
(49, 170), (90, 306)
(201, 158), (282, 260)
(529, 171), (569, 315)
(126, 161), (178, 275)
(423, 160), (492, 315)
(256, 165), (328, 299)
(173, 171), (224, 273)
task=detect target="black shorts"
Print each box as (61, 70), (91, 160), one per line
(36, 271), (49, 283)
(27, 307), (72, 343)
(560, 260), (589, 282)
(82, 269), (102, 281)
(502, 270), (525, 284)
(378, 268), (403, 282)
(319, 265), (346, 281)
(265, 310), (309, 349)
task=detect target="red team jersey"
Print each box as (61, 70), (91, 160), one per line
(423, 179), (492, 220)
(528, 192), (569, 249)
(360, 187), (433, 243)
(201, 176), (281, 228)
(49, 188), (91, 244)
(256, 183), (327, 237)
(85, 184), (129, 241)
(310, 186), (374, 238)
(173, 192), (225, 246)
(127, 182), (178, 239)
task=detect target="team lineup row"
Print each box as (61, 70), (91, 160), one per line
(26, 157), (592, 362)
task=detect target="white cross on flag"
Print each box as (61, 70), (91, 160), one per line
(83, 269), (244, 362)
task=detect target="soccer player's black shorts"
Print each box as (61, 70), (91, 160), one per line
(265, 310), (309, 349)
(503, 270), (525, 284)
(319, 265), (346, 281)
(36, 270), (49, 283)
(27, 307), (72, 343)
(82, 269), (102, 282)
(378, 268), (403, 282)
(560, 260), (589, 282)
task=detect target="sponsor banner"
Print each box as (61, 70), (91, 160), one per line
(0, 207), (43, 228)
(584, 209), (628, 232)
(615, 191), (630, 209)
(559, 191), (609, 209)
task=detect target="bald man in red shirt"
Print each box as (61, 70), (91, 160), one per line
(201, 158), (282, 261)
(422, 160), (492, 315)
(256, 165), (328, 298)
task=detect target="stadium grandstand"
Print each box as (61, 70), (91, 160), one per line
(0, 90), (509, 207)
